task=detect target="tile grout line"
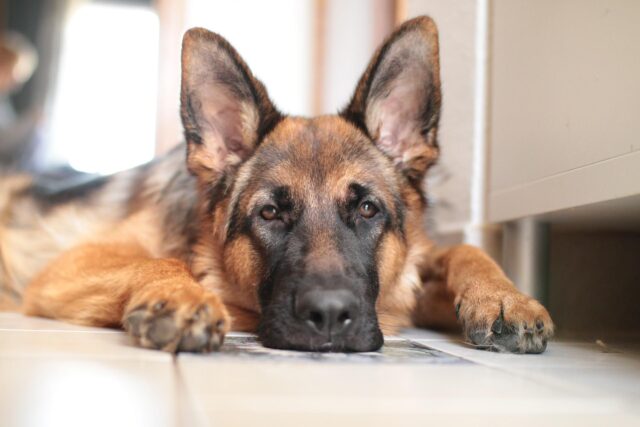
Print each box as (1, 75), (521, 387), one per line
(173, 355), (211, 427)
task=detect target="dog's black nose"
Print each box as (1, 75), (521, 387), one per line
(295, 289), (358, 337)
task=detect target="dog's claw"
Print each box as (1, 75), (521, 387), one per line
(490, 318), (502, 335)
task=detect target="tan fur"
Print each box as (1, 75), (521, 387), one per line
(21, 209), (229, 351)
(430, 245), (554, 335)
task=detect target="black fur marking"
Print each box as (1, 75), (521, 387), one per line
(183, 95), (204, 145)
(347, 183), (369, 207)
(24, 172), (110, 212)
(272, 186), (294, 212)
(206, 173), (231, 215)
(158, 166), (201, 259)
(225, 183), (249, 242)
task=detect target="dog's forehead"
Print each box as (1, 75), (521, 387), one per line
(251, 116), (396, 194)
(261, 116), (367, 162)
(265, 116), (361, 146)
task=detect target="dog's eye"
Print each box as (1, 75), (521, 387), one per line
(358, 201), (378, 219)
(260, 205), (279, 221)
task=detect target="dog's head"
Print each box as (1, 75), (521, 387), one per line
(180, 17), (441, 352)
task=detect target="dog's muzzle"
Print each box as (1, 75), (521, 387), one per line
(257, 266), (383, 352)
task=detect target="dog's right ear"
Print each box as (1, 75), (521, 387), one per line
(180, 28), (282, 183)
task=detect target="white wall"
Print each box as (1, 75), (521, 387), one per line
(185, 0), (314, 117)
(320, 0), (393, 114)
(155, 0), (315, 154)
(48, 2), (160, 174)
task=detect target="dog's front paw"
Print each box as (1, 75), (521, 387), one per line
(123, 290), (229, 353)
(456, 284), (554, 354)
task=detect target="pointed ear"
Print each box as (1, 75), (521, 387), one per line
(180, 28), (282, 183)
(342, 16), (442, 183)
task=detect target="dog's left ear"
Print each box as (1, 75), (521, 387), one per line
(342, 16), (441, 183)
(180, 28), (282, 183)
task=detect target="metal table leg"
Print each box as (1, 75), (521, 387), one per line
(502, 218), (550, 303)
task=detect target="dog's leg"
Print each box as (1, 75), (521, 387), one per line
(22, 242), (229, 352)
(412, 279), (459, 332)
(422, 244), (553, 353)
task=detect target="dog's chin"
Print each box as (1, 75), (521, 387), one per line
(257, 319), (384, 353)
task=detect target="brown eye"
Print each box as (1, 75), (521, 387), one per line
(359, 201), (378, 219)
(260, 205), (279, 220)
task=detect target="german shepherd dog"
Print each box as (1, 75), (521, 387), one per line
(0, 17), (553, 353)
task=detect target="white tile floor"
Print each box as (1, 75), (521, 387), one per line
(1, 312), (639, 427)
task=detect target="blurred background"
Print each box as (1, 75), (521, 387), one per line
(0, 0), (395, 174)
(1, 0), (639, 341)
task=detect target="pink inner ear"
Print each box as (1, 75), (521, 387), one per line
(375, 76), (425, 163)
(198, 90), (254, 171)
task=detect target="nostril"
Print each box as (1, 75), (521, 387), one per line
(337, 311), (351, 325)
(308, 310), (324, 330)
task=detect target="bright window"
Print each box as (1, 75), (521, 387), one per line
(49, 2), (159, 175)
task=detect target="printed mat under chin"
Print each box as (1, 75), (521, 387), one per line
(204, 333), (470, 364)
